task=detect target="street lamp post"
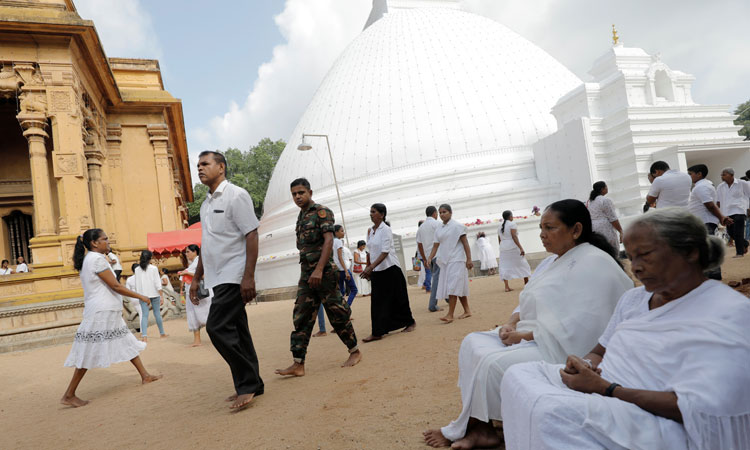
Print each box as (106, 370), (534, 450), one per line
(297, 133), (350, 248)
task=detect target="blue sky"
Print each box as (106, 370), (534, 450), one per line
(75, 0), (750, 185)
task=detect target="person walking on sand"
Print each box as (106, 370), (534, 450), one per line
(276, 178), (361, 376)
(190, 150), (264, 410)
(360, 203), (416, 342)
(132, 250), (167, 342)
(61, 229), (161, 408)
(497, 210), (531, 292)
(427, 204), (472, 323)
(179, 244), (211, 346)
(417, 206), (443, 312)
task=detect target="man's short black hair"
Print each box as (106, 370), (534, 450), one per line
(687, 164), (708, 179)
(649, 161), (670, 175)
(198, 150), (228, 170)
(425, 206), (437, 217)
(290, 178), (311, 190)
(745, 170), (750, 179)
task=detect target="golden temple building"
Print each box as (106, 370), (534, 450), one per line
(0, 0), (192, 351)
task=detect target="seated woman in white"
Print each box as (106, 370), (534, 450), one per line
(423, 199), (633, 449)
(501, 208), (750, 450)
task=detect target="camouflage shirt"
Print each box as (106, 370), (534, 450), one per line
(296, 202), (336, 269)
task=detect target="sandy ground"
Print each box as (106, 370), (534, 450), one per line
(1, 257), (748, 450)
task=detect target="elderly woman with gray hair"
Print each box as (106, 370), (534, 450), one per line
(500, 208), (750, 450)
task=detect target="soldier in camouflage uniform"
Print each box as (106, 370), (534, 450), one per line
(275, 178), (361, 377)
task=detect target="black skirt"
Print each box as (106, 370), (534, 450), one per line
(370, 265), (415, 336)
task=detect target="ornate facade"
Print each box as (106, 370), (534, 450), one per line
(0, 0), (192, 348)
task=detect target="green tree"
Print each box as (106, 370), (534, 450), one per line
(735, 100), (750, 140)
(186, 138), (286, 223)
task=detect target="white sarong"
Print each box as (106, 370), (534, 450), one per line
(441, 243), (632, 441)
(434, 219), (470, 298)
(501, 280), (750, 450)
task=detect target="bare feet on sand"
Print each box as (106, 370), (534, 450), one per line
(230, 393), (256, 410)
(457, 313), (472, 320)
(440, 315), (454, 324)
(225, 393), (238, 402)
(362, 334), (382, 343)
(60, 395), (89, 408)
(402, 323), (416, 333)
(160, 334), (169, 338)
(142, 374), (163, 384)
(313, 331), (327, 337)
(342, 350), (362, 367)
(275, 362), (305, 377)
(423, 429), (451, 448)
(504, 288), (513, 292)
(429, 308), (445, 313)
(450, 422), (502, 449)
(190, 342), (202, 347)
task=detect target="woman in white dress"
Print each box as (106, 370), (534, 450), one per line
(0, 259), (13, 275)
(587, 181), (623, 251)
(423, 199), (632, 449)
(353, 240), (371, 296)
(179, 244), (212, 347)
(475, 232), (498, 275)
(497, 210), (531, 292)
(427, 204), (473, 323)
(61, 229), (162, 408)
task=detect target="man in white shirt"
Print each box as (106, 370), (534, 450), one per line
(688, 164), (731, 279)
(646, 161), (692, 209)
(15, 256), (29, 273)
(416, 206), (443, 312)
(107, 251), (122, 281)
(716, 167), (750, 257)
(190, 150), (263, 410)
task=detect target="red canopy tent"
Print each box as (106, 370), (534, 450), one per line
(147, 222), (202, 257)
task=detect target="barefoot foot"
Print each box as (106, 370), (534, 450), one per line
(440, 316), (454, 323)
(225, 393), (238, 402)
(160, 334), (169, 338)
(275, 362), (305, 377)
(423, 429), (451, 448)
(313, 331), (327, 337)
(142, 374), (163, 384)
(504, 288), (513, 292)
(190, 342), (202, 347)
(402, 322), (416, 332)
(450, 422), (501, 450)
(362, 334), (382, 343)
(342, 350), (362, 367)
(60, 395), (89, 408)
(230, 393), (255, 410)
(457, 313), (472, 320)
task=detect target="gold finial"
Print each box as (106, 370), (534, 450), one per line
(612, 24), (619, 45)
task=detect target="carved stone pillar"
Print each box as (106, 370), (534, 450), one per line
(85, 147), (107, 230)
(147, 124), (178, 230)
(18, 116), (56, 236)
(105, 124), (124, 245)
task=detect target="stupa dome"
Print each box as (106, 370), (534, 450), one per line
(256, 6), (581, 289)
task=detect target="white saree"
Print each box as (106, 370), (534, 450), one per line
(501, 280), (750, 450)
(440, 243), (632, 441)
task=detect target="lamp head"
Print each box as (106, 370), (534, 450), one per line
(297, 136), (312, 151)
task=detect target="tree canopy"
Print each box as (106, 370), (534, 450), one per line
(735, 100), (750, 140)
(186, 138), (286, 223)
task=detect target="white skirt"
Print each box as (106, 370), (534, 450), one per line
(478, 247), (498, 271)
(64, 310), (146, 369)
(498, 246), (531, 280)
(185, 283), (212, 332)
(436, 261), (470, 298)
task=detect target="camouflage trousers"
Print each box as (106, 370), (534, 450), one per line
(291, 264), (358, 362)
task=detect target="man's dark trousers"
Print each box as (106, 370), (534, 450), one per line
(206, 283), (264, 396)
(705, 223), (722, 280)
(729, 214), (747, 256)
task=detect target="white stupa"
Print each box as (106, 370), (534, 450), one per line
(255, 1), (748, 290)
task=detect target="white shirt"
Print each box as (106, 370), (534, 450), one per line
(80, 252), (123, 316)
(200, 180), (260, 289)
(598, 286), (651, 348)
(342, 246), (353, 270)
(133, 264), (162, 298)
(688, 179), (719, 225)
(333, 237), (347, 271)
(0, 267), (12, 275)
(717, 179), (750, 216)
(434, 219), (467, 264)
(367, 223), (401, 271)
(416, 216), (440, 261)
(497, 220), (519, 251)
(647, 169), (692, 208)
(107, 252), (122, 271)
(15, 263), (28, 273)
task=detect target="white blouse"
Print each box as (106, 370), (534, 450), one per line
(81, 252), (123, 316)
(367, 223), (401, 272)
(133, 264), (162, 298)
